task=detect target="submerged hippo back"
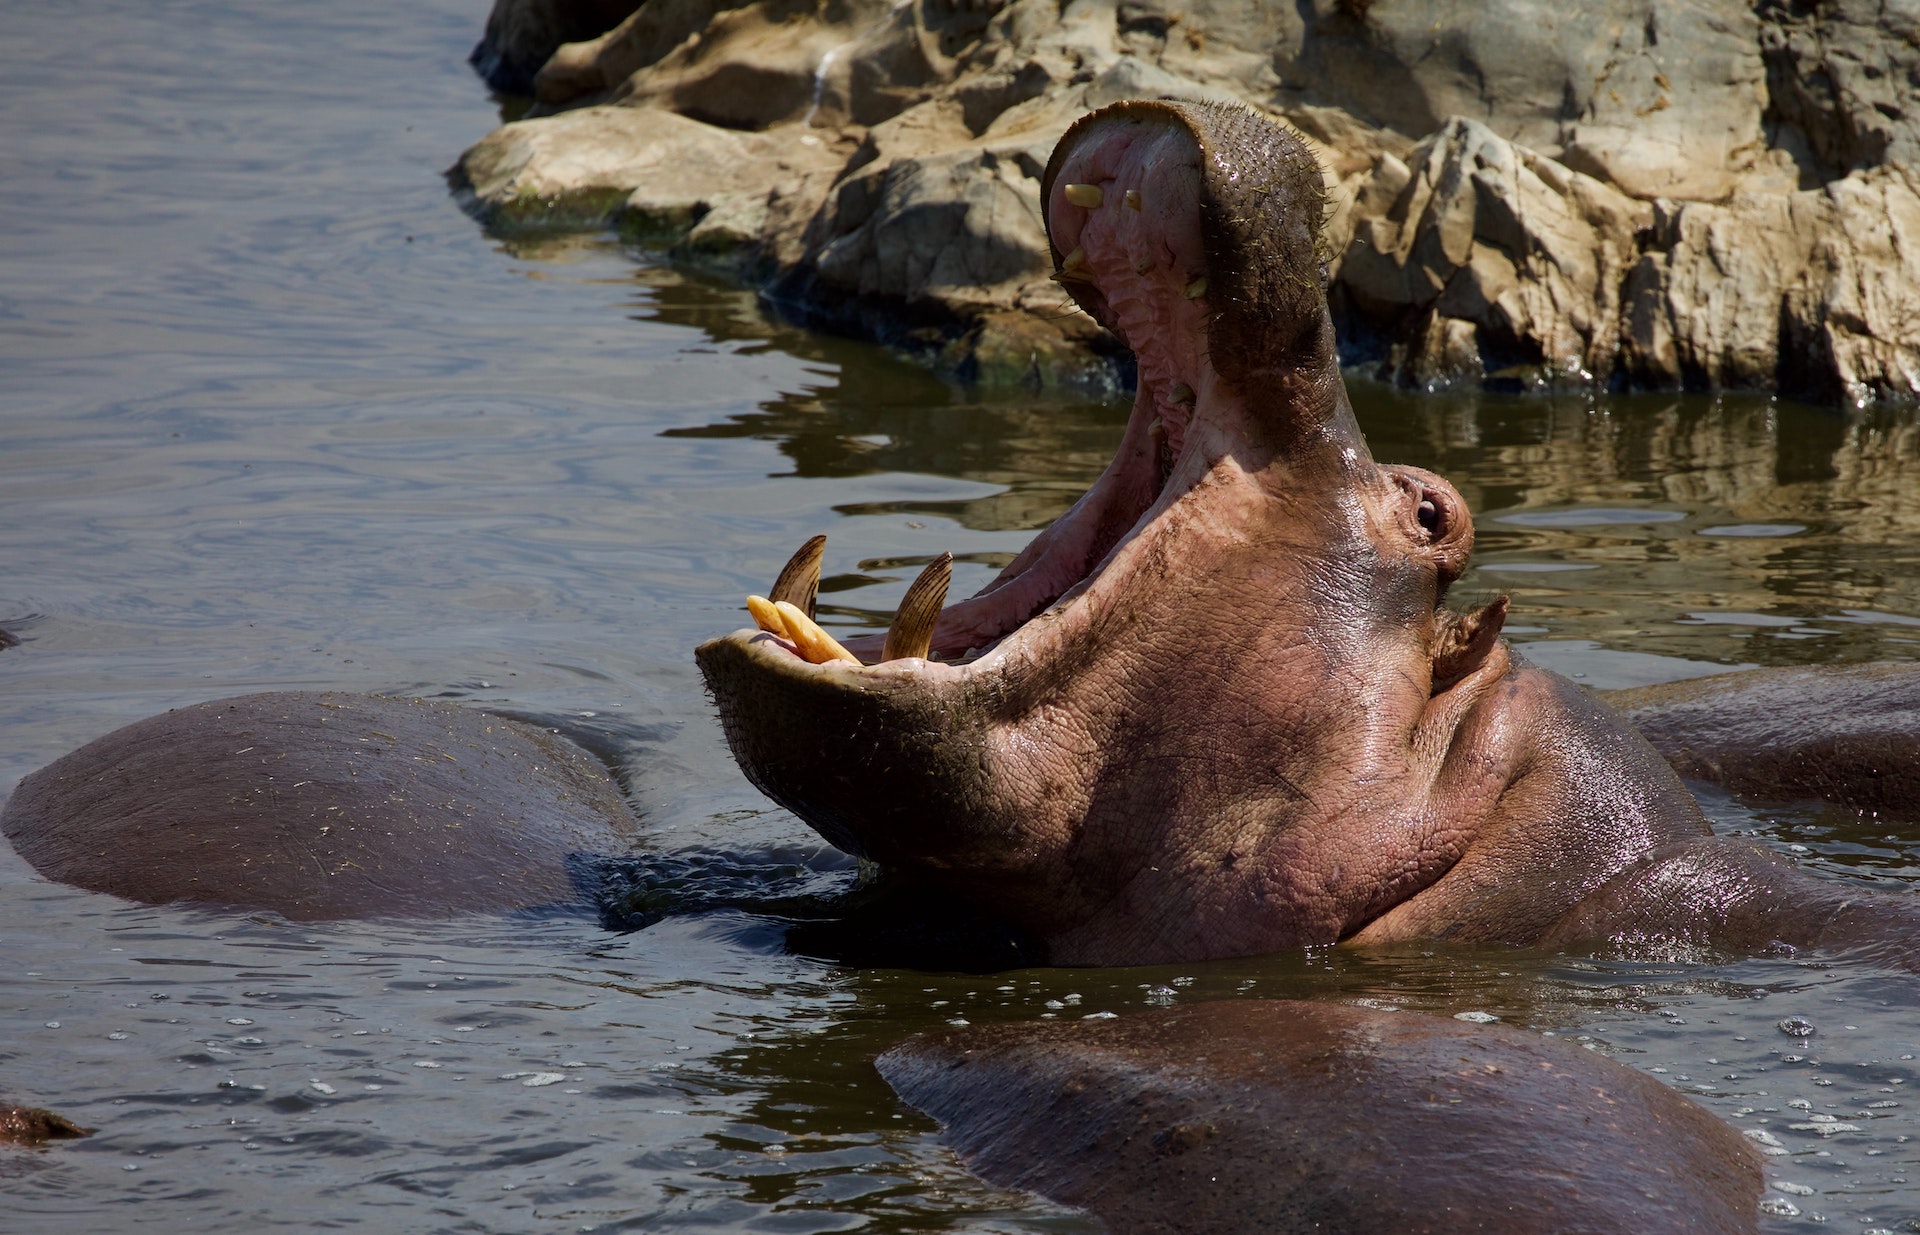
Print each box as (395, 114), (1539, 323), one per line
(879, 1000), (1760, 1234)
(1, 691), (636, 918)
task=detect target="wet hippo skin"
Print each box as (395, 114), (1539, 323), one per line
(1608, 663), (1920, 820)
(0, 691), (636, 919)
(697, 99), (1920, 968)
(878, 1000), (1761, 1235)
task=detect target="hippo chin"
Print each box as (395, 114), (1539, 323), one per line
(698, 101), (1920, 967)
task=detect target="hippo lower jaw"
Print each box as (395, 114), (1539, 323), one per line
(698, 101), (1672, 965)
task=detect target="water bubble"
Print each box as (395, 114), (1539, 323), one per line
(309, 1080), (336, 1095)
(1744, 1130), (1788, 1155)
(1777, 1016), (1816, 1037)
(107, 1032), (127, 1040)
(44, 1021), (60, 1029)
(1758, 1198), (1801, 1217)
(1453, 1011), (1499, 1024)
(1773, 1181), (1815, 1196)
(1082, 1011), (1118, 1020)
(1789, 1118), (1860, 1136)
(1144, 985), (1177, 1006)
(946, 1018), (970, 1027)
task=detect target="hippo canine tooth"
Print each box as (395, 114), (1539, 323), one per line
(772, 601), (861, 665)
(1184, 276), (1208, 300)
(1054, 246), (1095, 283)
(1124, 189), (1141, 211)
(1169, 382), (1195, 406)
(882, 552), (953, 663)
(1063, 183), (1103, 208)
(745, 595), (789, 638)
(770, 533), (826, 619)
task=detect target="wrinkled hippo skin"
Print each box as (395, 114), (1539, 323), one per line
(0, 691), (636, 919)
(698, 100), (1920, 968)
(1, 1104), (93, 1147)
(879, 1000), (1761, 1235)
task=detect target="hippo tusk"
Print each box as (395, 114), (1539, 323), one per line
(772, 600), (860, 665)
(1063, 182), (1103, 208)
(1124, 188), (1141, 211)
(745, 595), (790, 638)
(769, 533), (826, 618)
(1184, 276), (1208, 300)
(882, 552), (953, 663)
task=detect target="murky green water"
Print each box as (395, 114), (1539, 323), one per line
(6, 2), (1920, 1230)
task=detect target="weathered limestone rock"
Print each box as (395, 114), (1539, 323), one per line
(450, 104), (845, 233)
(453, 0), (1920, 403)
(1335, 118), (1651, 387)
(471, 0), (646, 96)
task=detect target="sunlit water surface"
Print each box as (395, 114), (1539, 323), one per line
(6, 3), (1920, 1231)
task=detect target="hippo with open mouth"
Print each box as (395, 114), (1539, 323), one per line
(698, 100), (1920, 969)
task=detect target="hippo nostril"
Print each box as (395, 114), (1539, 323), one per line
(1417, 499), (1440, 534)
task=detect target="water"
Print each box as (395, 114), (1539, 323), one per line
(5, 1), (1920, 1229)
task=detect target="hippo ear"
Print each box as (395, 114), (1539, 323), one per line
(1432, 596), (1509, 691)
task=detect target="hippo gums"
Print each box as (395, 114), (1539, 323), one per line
(698, 100), (1920, 968)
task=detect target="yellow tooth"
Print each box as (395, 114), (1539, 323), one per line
(773, 600), (861, 665)
(882, 552), (953, 663)
(1169, 381), (1195, 405)
(1134, 255), (1155, 275)
(1063, 182), (1103, 208)
(769, 533), (826, 619)
(746, 594), (789, 637)
(1184, 276), (1208, 300)
(1124, 189), (1141, 211)
(1054, 246), (1094, 283)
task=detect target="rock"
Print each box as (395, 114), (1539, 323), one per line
(470, 0), (646, 96)
(449, 104), (845, 232)
(1334, 118), (1650, 388)
(453, 0), (1920, 404)
(1625, 169), (1920, 407)
(1759, 0), (1920, 182)
(1, 1104), (92, 1146)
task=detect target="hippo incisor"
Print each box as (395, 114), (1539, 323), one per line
(697, 99), (1920, 968)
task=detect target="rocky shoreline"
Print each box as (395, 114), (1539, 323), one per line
(453, 0), (1920, 406)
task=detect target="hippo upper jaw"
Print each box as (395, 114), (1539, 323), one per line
(697, 101), (1519, 963)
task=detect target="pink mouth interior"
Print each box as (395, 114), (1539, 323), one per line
(838, 118), (1219, 664)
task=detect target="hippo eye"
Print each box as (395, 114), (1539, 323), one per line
(1417, 497), (1441, 535)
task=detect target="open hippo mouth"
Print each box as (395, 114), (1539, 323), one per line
(697, 101), (1515, 966)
